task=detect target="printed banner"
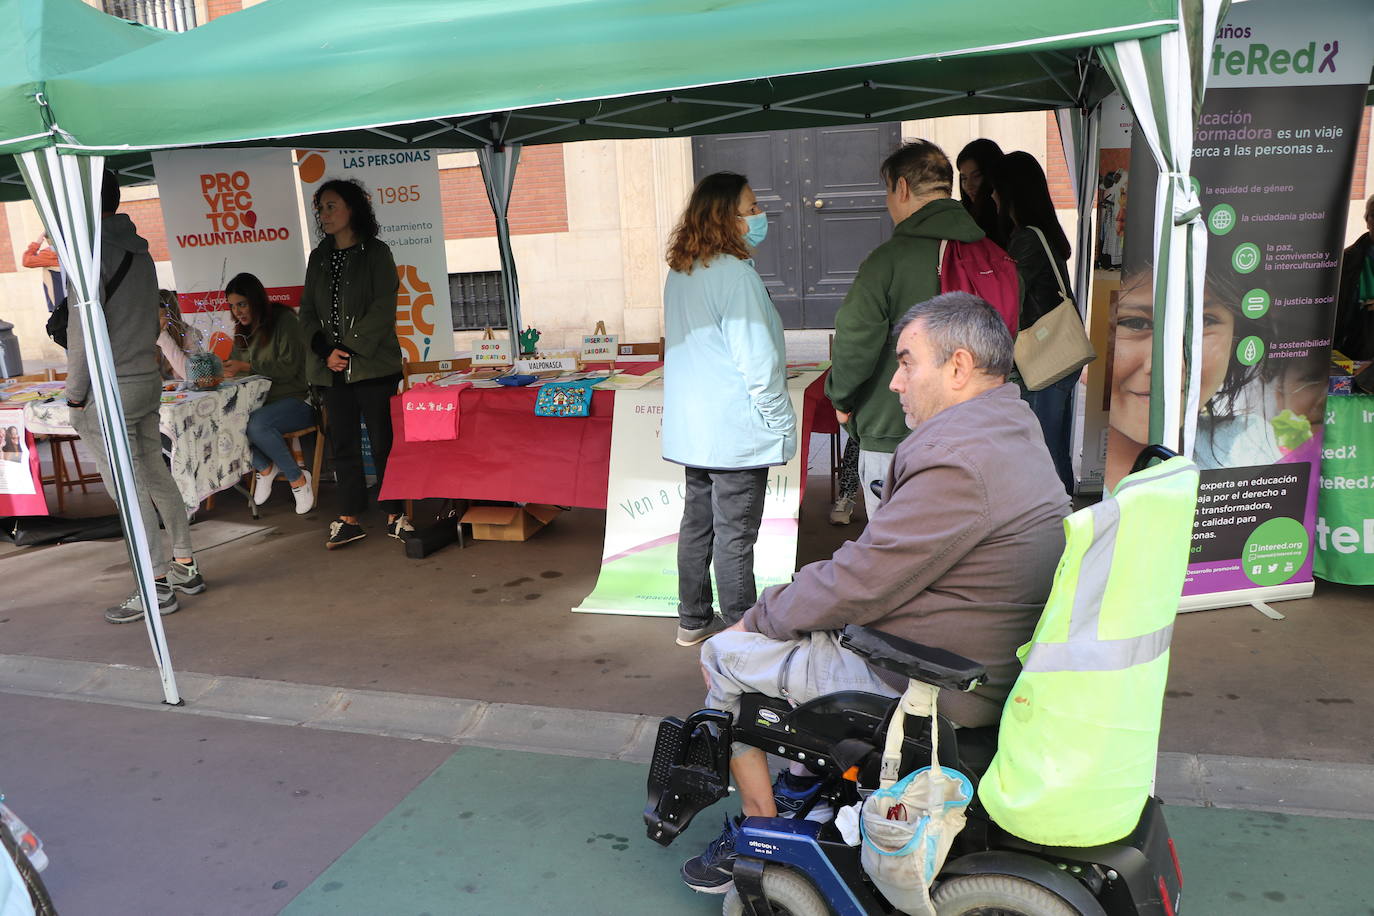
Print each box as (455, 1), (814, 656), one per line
(0, 408), (46, 516)
(152, 148), (307, 347)
(1313, 394), (1374, 585)
(296, 149), (455, 361)
(1112, 0), (1374, 607)
(574, 372), (818, 616)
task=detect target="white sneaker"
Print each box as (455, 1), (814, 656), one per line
(829, 495), (855, 526)
(291, 470), (314, 515)
(253, 465), (276, 506)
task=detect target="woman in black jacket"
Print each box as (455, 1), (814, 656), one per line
(297, 178), (407, 549)
(991, 151), (1077, 492)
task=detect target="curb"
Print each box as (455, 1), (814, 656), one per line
(2, 653), (1370, 820)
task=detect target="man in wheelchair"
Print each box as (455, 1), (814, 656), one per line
(679, 292), (1071, 894)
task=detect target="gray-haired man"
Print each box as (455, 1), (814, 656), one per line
(681, 291), (1070, 894)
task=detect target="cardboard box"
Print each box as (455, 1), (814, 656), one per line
(461, 503), (562, 541)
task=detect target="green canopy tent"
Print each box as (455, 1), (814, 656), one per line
(3, 0), (1244, 696)
(0, 0), (183, 703)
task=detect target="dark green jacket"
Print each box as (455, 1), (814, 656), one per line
(229, 305), (308, 405)
(298, 236), (403, 386)
(825, 198), (983, 452)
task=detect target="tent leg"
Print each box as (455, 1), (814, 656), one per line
(18, 149), (180, 705)
(478, 144), (524, 358)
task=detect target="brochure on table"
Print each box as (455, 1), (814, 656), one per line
(574, 369), (821, 617)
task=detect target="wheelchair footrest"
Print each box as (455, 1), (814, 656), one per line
(645, 711), (733, 847)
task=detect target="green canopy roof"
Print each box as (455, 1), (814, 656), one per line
(39, 0), (1178, 157)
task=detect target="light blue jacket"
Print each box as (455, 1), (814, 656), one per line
(662, 255), (797, 469)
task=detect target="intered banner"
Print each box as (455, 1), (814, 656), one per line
(296, 149), (455, 361)
(152, 148), (306, 344)
(1314, 394), (1374, 585)
(574, 372), (818, 616)
(1111, 0), (1374, 608)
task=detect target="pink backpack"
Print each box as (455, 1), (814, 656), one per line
(938, 238), (1020, 337)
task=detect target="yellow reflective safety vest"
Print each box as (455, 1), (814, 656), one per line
(977, 455), (1199, 847)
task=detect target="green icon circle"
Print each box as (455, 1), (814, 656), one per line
(1189, 176), (1201, 197)
(1236, 335), (1265, 366)
(1241, 288), (1270, 319)
(1208, 204), (1237, 236)
(1232, 242), (1261, 274)
(1242, 517), (1308, 586)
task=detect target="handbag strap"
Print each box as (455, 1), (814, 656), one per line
(1027, 226), (1070, 301)
(105, 251), (135, 303)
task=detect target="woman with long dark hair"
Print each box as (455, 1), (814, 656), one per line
(956, 139), (1005, 247)
(989, 150), (1077, 491)
(297, 178), (404, 548)
(222, 272), (313, 514)
(662, 171), (796, 647)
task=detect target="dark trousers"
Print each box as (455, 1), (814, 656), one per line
(1020, 373), (1076, 494)
(322, 374), (401, 518)
(677, 466), (769, 628)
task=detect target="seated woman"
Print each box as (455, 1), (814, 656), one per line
(221, 272), (315, 514)
(156, 290), (202, 381)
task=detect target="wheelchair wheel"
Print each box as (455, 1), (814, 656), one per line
(721, 865), (828, 916)
(932, 873), (1077, 916)
(1, 820), (57, 916)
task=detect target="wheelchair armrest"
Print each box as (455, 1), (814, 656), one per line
(840, 624), (985, 692)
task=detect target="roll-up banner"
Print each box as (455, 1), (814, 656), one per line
(152, 148), (306, 343)
(1111, 0), (1374, 610)
(296, 150), (455, 361)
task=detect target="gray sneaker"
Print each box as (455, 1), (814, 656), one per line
(166, 560), (206, 595)
(675, 617), (729, 647)
(105, 583), (179, 624)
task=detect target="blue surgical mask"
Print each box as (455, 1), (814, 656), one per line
(743, 212), (768, 247)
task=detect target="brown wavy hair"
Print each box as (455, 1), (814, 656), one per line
(666, 171), (752, 274)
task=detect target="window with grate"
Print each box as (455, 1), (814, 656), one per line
(102, 0), (198, 31)
(449, 271), (508, 330)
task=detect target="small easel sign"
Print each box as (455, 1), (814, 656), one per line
(581, 321), (618, 362)
(471, 327), (513, 367)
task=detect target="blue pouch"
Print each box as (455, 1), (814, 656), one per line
(534, 379), (599, 417)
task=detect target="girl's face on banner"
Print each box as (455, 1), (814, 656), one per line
(1110, 281), (1237, 445)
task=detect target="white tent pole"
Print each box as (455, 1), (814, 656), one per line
(478, 143), (524, 357)
(19, 149), (181, 705)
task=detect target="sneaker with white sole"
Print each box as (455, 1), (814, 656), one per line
(772, 770), (834, 823)
(252, 464), (277, 506)
(105, 582), (178, 624)
(326, 519), (367, 550)
(291, 471), (314, 515)
(829, 495), (856, 526)
(387, 515), (415, 540)
(166, 560), (207, 595)
(680, 816), (741, 894)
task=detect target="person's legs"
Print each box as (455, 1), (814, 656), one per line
(353, 374), (401, 517)
(246, 397), (315, 484)
(710, 467), (768, 624)
(123, 376), (193, 567)
(1020, 375), (1075, 493)
(677, 466), (717, 632)
(830, 435), (861, 525)
(322, 383), (364, 518)
(857, 449), (894, 519)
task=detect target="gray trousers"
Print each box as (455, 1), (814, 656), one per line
(701, 630), (899, 754)
(677, 466), (768, 628)
(70, 374), (193, 578)
(857, 449), (895, 519)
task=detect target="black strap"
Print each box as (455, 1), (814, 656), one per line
(104, 251), (134, 303)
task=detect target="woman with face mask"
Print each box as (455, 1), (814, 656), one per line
(662, 171), (797, 648)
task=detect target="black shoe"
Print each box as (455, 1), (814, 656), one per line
(681, 816), (740, 894)
(387, 515), (416, 540)
(326, 519), (367, 550)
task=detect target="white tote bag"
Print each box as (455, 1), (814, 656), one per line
(1013, 226), (1096, 391)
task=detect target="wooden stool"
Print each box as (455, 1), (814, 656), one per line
(243, 416), (327, 519)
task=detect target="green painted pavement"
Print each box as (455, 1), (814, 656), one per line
(284, 746), (1374, 915)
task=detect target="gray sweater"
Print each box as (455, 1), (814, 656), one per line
(741, 384), (1070, 727)
(65, 213), (160, 404)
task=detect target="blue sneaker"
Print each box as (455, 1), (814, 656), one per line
(773, 770), (833, 823)
(680, 816), (740, 894)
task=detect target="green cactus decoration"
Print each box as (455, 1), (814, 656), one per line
(518, 327), (541, 356)
(187, 350), (224, 390)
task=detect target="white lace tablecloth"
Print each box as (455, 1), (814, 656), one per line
(24, 376), (272, 510)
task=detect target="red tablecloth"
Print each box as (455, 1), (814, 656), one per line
(381, 370), (834, 510)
